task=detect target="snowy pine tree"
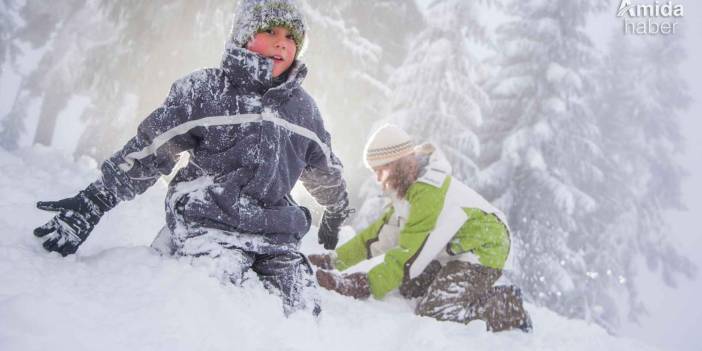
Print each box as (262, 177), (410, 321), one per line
(351, 0), (492, 227)
(631, 35), (695, 288)
(74, 0), (236, 159)
(387, 0), (491, 184)
(340, 1), (423, 83)
(300, 0), (422, 207)
(480, 0), (629, 330)
(590, 33), (695, 325)
(352, 0), (493, 229)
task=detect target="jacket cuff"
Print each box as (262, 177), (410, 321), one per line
(85, 180), (120, 214)
(325, 194), (349, 214)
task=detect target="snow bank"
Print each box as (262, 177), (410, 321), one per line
(0, 147), (659, 351)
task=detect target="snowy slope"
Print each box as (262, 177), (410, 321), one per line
(0, 147), (660, 351)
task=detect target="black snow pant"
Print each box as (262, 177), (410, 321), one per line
(151, 226), (320, 316)
(400, 260), (531, 332)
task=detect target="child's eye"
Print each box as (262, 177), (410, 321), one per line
(286, 34), (294, 40)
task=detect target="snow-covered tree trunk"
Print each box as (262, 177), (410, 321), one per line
(0, 0), (21, 75)
(0, 0), (114, 149)
(0, 0), (61, 150)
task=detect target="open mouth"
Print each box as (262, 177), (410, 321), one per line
(269, 55), (285, 62)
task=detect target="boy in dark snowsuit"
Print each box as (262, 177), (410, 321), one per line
(33, 0), (350, 316)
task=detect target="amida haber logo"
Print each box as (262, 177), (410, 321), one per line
(617, 0), (684, 35)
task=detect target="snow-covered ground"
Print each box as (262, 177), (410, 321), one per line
(0, 147), (661, 351)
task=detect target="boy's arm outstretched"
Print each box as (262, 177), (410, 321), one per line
(33, 75), (201, 256)
(299, 128), (351, 250)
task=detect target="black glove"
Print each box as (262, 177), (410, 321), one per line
(34, 183), (117, 256)
(318, 207), (352, 250)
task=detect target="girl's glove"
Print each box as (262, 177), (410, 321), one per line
(316, 269), (370, 299)
(34, 184), (117, 256)
(308, 253), (335, 270)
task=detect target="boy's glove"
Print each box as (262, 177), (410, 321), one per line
(318, 207), (353, 250)
(316, 269), (370, 299)
(308, 253), (335, 270)
(34, 184), (117, 256)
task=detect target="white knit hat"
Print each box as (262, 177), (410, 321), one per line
(364, 124), (416, 169)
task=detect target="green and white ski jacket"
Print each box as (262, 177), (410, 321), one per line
(334, 147), (511, 299)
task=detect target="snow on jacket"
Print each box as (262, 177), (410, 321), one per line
(334, 146), (510, 299)
(93, 42), (348, 246)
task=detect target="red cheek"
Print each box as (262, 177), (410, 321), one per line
(246, 35), (269, 55)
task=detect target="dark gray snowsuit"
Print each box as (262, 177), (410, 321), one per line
(93, 43), (348, 315)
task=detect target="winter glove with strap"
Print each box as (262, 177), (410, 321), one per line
(34, 183), (118, 256)
(316, 269), (370, 299)
(318, 199), (353, 250)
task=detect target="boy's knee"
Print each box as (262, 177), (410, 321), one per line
(188, 247), (254, 285)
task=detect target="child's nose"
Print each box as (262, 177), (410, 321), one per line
(274, 36), (288, 50)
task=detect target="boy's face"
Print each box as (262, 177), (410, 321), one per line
(246, 26), (298, 78)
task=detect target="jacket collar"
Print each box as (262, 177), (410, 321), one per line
(416, 144), (453, 188)
(220, 43), (307, 97)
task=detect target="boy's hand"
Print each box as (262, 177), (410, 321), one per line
(33, 185), (115, 256)
(316, 269), (370, 299)
(318, 208), (352, 250)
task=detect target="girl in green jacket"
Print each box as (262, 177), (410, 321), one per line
(310, 124), (532, 332)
